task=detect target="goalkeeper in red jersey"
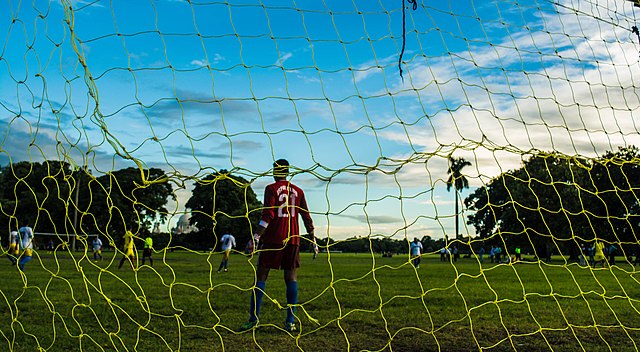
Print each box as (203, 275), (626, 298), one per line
(239, 159), (315, 333)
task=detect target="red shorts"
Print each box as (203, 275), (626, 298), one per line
(258, 243), (300, 270)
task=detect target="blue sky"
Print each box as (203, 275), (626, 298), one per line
(1, 0), (640, 241)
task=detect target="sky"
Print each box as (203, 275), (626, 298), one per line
(1, 0), (640, 241)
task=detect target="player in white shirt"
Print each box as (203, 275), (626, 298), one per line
(217, 233), (236, 273)
(410, 238), (424, 268)
(18, 221), (34, 271)
(93, 237), (103, 261)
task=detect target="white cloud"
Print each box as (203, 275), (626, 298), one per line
(190, 59), (209, 67)
(368, 0), (640, 184)
(212, 53), (225, 64)
(274, 52), (293, 66)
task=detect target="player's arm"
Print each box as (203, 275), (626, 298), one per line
(253, 224), (267, 243)
(298, 191), (314, 240)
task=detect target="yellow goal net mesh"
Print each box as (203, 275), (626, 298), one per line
(1, 0), (640, 351)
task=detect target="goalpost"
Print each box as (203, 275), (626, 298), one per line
(1, 0), (640, 350)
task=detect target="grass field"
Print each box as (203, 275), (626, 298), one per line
(1, 249), (640, 352)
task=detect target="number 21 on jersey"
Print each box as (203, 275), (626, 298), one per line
(278, 193), (296, 218)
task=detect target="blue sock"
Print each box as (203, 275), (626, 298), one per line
(286, 281), (298, 324)
(249, 281), (266, 322)
(19, 256), (31, 270)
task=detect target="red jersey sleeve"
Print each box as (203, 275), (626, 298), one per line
(259, 184), (277, 228)
(297, 189), (314, 235)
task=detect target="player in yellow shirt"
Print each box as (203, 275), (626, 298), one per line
(118, 228), (137, 270)
(593, 241), (605, 268)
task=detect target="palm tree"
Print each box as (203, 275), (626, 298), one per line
(446, 157), (472, 240)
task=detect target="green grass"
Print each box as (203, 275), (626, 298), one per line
(1, 249), (640, 351)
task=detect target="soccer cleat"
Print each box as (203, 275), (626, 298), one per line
(224, 268), (228, 272)
(284, 322), (298, 333)
(238, 320), (258, 332)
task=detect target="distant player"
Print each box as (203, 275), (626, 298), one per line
(410, 237), (423, 268)
(142, 234), (153, 267)
(46, 239), (54, 252)
(494, 246), (503, 263)
(578, 244), (587, 266)
(593, 241), (605, 268)
(217, 233), (236, 272)
(452, 245), (459, 262)
(587, 244), (595, 266)
(239, 159), (314, 333)
(92, 236), (103, 261)
(18, 221), (34, 271)
(607, 243), (617, 266)
(8, 228), (19, 265)
(118, 228), (136, 270)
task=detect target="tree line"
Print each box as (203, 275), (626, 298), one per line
(465, 146), (640, 260)
(0, 161), (174, 248)
(2, 146), (639, 258)
(0, 163), (262, 251)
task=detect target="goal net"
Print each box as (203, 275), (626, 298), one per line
(1, 0), (640, 350)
